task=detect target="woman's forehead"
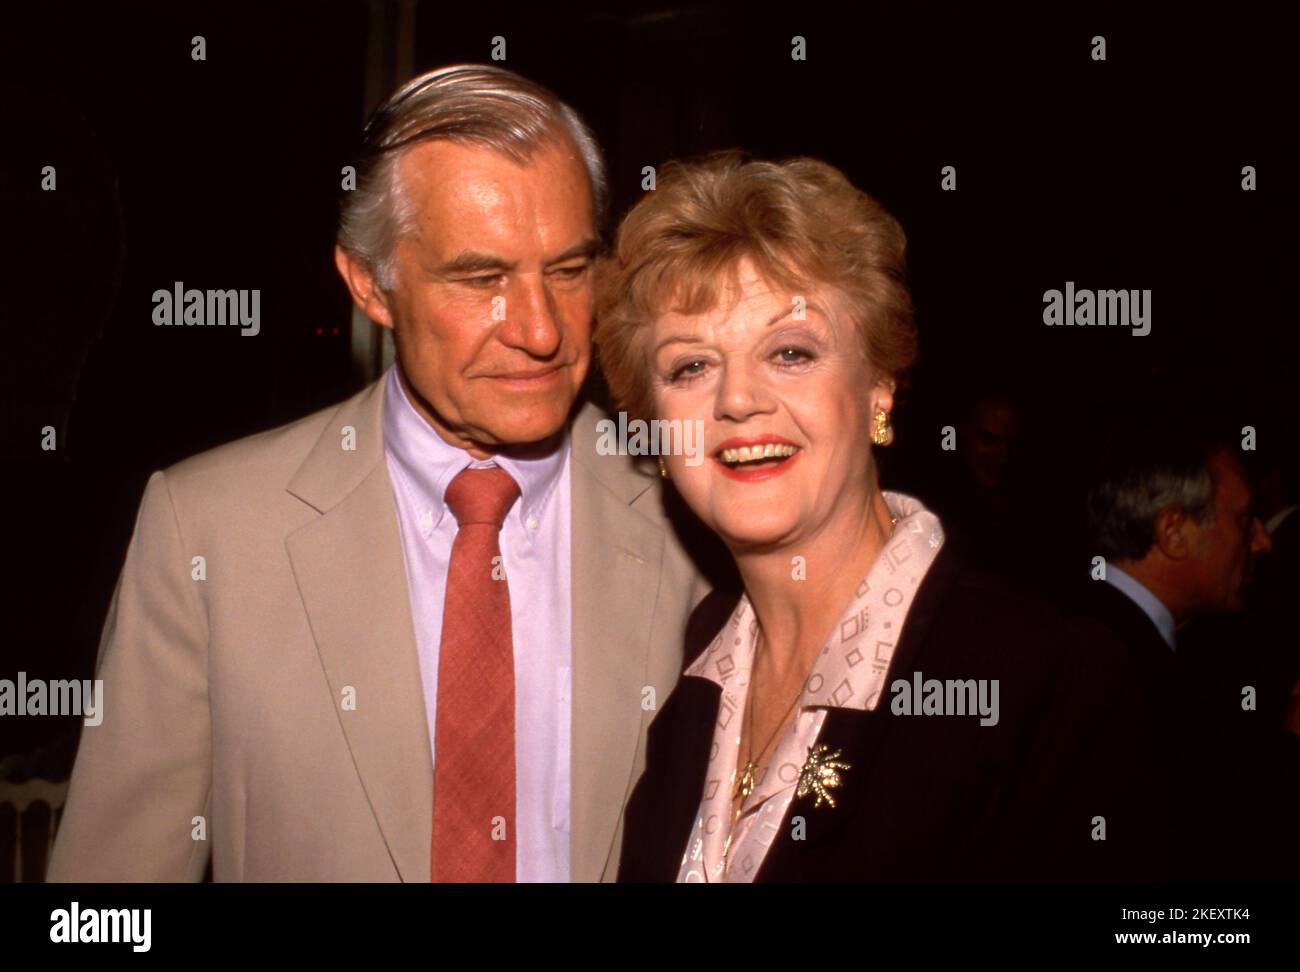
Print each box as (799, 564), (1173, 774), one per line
(655, 273), (845, 337)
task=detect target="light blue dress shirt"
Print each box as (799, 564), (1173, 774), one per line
(382, 364), (572, 881)
(1104, 563), (1177, 651)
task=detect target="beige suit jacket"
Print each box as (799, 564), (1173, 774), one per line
(46, 378), (709, 881)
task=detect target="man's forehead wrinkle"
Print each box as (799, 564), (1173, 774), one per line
(400, 145), (523, 218)
(462, 177), (512, 212)
(400, 135), (579, 201)
(408, 182), (542, 262)
(390, 137), (593, 277)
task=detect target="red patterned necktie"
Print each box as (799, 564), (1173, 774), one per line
(431, 465), (520, 882)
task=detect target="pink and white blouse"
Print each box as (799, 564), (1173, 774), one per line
(676, 491), (945, 883)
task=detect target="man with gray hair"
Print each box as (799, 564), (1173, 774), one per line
(1074, 413), (1298, 879)
(1084, 422), (1271, 646)
(48, 64), (710, 882)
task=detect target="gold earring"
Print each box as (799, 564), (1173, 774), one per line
(871, 408), (890, 446)
(658, 455), (669, 479)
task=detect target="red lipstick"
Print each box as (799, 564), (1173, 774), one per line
(712, 435), (802, 483)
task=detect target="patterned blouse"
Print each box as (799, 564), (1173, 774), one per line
(676, 491), (945, 882)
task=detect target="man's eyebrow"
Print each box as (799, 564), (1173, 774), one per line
(433, 251), (515, 276)
(431, 239), (599, 276)
(544, 239), (600, 266)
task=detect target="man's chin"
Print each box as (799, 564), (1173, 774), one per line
(473, 404), (576, 452)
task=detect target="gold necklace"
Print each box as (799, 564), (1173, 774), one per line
(734, 649), (804, 804)
(720, 633), (806, 870)
(732, 511), (899, 806)
(719, 509), (899, 871)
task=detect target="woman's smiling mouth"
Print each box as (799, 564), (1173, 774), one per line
(712, 436), (803, 482)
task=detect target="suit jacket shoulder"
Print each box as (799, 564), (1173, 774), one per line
(162, 380), (384, 524)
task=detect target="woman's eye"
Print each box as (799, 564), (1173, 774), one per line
(669, 360), (708, 382)
(775, 346), (812, 365)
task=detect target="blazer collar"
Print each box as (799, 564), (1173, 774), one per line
(285, 377), (387, 513)
(568, 400), (670, 881)
(1083, 578), (1177, 672)
(682, 527), (969, 678)
(569, 400), (659, 506)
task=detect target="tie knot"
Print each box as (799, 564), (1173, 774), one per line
(444, 465), (520, 529)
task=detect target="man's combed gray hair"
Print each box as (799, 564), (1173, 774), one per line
(1085, 424), (1222, 562)
(338, 64), (608, 290)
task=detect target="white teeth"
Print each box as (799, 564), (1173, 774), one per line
(718, 443), (799, 464)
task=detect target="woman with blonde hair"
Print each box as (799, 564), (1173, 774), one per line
(599, 152), (1131, 882)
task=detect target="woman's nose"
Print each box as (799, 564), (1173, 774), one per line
(712, 359), (773, 423)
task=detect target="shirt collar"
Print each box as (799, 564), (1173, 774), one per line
(1104, 563), (1177, 651)
(686, 491), (946, 711)
(1266, 504), (1298, 536)
(381, 364), (569, 533)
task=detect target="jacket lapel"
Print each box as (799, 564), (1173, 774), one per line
(284, 379), (432, 882)
(1085, 581), (1177, 670)
(735, 541), (970, 879)
(618, 675), (722, 881)
(569, 402), (668, 882)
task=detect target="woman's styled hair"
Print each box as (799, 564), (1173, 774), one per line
(594, 151), (916, 421)
(337, 64), (607, 291)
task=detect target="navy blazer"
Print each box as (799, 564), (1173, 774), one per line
(619, 540), (1145, 882)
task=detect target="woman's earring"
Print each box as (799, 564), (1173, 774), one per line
(658, 456), (669, 479)
(871, 408), (891, 446)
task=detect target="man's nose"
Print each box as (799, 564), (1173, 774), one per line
(1250, 517), (1274, 556)
(713, 357), (774, 423)
(498, 274), (562, 359)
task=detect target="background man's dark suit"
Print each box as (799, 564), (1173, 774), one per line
(1070, 578), (1300, 880)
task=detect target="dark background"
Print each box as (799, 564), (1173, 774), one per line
(1, 0), (1295, 763)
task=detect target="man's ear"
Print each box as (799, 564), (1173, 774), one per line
(1152, 506), (1191, 560)
(334, 245), (395, 329)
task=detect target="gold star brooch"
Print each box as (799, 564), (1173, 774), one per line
(796, 744), (851, 808)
